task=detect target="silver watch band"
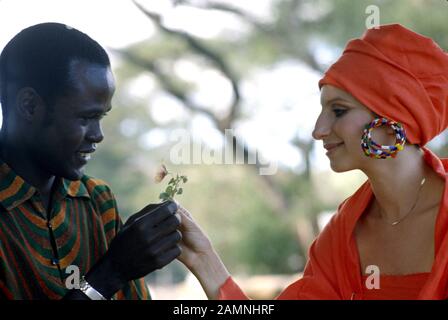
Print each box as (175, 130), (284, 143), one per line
(79, 276), (107, 300)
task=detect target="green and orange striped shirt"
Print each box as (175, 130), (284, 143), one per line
(0, 158), (150, 299)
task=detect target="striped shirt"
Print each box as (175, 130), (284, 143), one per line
(0, 158), (150, 299)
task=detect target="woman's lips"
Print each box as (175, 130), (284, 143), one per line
(324, 142), (344, 155)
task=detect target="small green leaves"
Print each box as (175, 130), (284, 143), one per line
(155, 165), (188, 201)
(159, 192), (170, 201)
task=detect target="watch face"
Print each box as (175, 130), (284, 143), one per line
(79, 279), (89, 291)
(77, 277), (106, 300)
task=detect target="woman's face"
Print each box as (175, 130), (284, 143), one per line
(312, 85), (392, 172)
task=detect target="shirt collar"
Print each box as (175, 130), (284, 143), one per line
(0, 157), (90, 211)
(60, 177), (90, 199)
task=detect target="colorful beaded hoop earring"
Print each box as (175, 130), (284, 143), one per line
(361, 118), (406, 159)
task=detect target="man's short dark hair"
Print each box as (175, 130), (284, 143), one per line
(0, 22), (110, 116)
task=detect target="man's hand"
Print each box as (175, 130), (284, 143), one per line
(83, 200), (181, 299)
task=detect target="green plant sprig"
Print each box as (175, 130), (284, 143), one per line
(157, 167), (188, 201)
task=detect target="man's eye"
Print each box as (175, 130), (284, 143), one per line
(81, 113), (108, 121)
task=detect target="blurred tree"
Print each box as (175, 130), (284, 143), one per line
(86, 0), (448, 282)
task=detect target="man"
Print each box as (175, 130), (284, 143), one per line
(0, 22), (181, 299)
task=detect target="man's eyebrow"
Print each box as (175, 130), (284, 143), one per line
(77, 106), (112, 114)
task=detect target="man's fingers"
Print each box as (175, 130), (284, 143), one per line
(154, 246), (182, 270)
(174, 212), (181, 224)
(149, 230), (182, 255)
(162, 200), (178, 214)
(125, 203), (160, 226)
(149, 215), (181, 240)
(133, 200), (178, 226)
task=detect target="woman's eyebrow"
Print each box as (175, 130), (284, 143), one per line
(321, 97), (347, 107)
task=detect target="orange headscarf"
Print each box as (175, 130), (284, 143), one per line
(319, 24), (448, 146)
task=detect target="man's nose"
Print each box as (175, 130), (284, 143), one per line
(86, 121), (104, 144)
(312, 114), (332, 140)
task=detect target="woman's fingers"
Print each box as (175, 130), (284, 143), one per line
(176, 206), (197, 232)
(177, 205), (193, 219)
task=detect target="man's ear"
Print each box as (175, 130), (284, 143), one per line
(15, 87), (43, 121)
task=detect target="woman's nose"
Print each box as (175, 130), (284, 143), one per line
(312, 114), (332, 140)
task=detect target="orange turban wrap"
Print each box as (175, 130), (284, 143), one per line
(319, 24), (448, 146)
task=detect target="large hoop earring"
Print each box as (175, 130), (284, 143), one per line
(361, 118), (406, 159)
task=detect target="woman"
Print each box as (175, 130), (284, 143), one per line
(176, 24), (448, 300)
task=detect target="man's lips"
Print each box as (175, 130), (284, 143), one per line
(76, 148), (96, 162)
(324, 142), (344, 152)
(78, 146), (97, 154)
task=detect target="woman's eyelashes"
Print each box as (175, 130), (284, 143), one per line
(332, 105), (347, 118)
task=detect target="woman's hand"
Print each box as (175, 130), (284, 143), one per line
(175, 204), (230, 299)
(175, 205), (213, 270)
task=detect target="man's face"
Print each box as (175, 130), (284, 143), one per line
(30, 61), (115, 180)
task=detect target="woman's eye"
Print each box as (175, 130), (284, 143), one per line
(332, 108), (347, 117)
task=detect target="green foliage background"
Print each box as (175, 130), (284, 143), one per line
(85, 0), (448, 284)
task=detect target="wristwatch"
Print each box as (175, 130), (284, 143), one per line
(79, 276), (107, 300)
